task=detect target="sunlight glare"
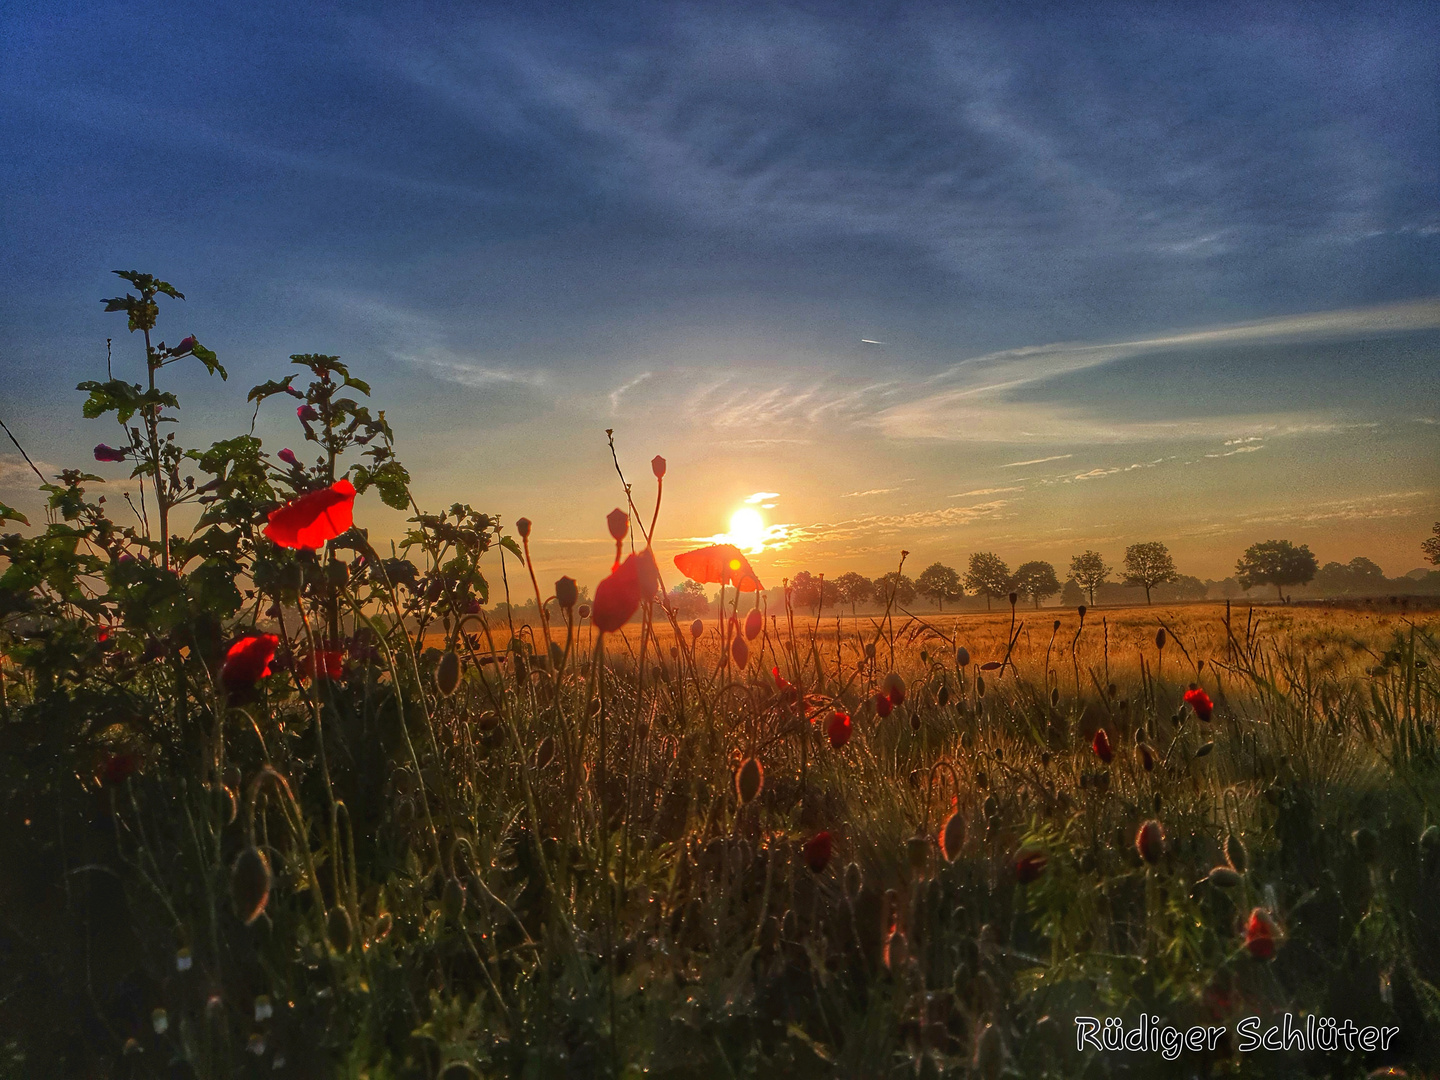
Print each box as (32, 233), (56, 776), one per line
(728, 507), (767, 553)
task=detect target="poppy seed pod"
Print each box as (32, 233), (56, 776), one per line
(802, 831), (833, 873)
(1077, 604), (1087, 619)
(744, 607), (762, 641)
(730, 634), (749, 667)
(1136, 820), (1165, 864)
(578, 604), (591, 620)
(736, 757), (763, 804)
(651, 455), (666, 479)
(1155, 628), (1166, 649)
(436, 650), (461, 696)
(231, 846), (272, 925)
(690, 618), (703, 638)
(606, 508), (628, 542)
(515, 517), (532, 540)
(881, 671), (907, 706)
(940, 809), (965, 862)
(555, 575), (579, 610)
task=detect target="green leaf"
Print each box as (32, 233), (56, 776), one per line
(499, 535), (522, 559)
(190, 342), (227, 380)
(342, 374), (372, 396)
(352, 460), (411, 511)
(0, 500), (29, 526)
(246, 375), (297, 404)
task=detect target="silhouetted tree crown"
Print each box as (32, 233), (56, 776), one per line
(916, 562), (963, 610)
(1012, 560), (1061, 608)
(1122, 541), (1178, 604)
(1235, 539), (1318, 601)
(964, 552), (1012, 610)
(1069, 549), (1111, 605)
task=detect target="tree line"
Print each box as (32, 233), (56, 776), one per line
(673, 526), (1440, 616)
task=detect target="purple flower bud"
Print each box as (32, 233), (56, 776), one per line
(278, 448), (299, 467)
(285, 386), (304, 398)
(173, 336), (197, 357)
(94, 443), (127, 463)
(297, 405), (320, 422)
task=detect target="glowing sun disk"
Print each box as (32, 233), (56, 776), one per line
(728, 508), (766, 553)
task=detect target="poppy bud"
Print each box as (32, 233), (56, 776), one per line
(93, 443), (127, 462)
(876, 693), (893, 718)
(535, 736), (555, 770)
(1208, 866), (1243, 887)
(441, 877), (466, 923)
(1244, 908), (1276, 959)
(802, 831), (832, 873)
(173, 335), (197, 356)
(436, 650), (461, 696)
(1053, 619), (1061, 631)
(1155, 628), (1166, 649)
(690, 618), (704, 638)
(744, 608), (762, 641)
(730, 634), (749, 667)
(516, 517), (532, 540)
(297, 404), (320, 422)
(884, 929), (910, 972)
(1050, 687), (1059, 706)
(1014, 850), (1048, 883)
(555, 575), (579, 610)
(278, 448), (299, 467)
(231, 846), (272, 924)
(606, 508), (628, 542)
(956, 646), (970, 667)
(1224, 832), (1248, 873)
(1136, 819), (1165, 864)
(906, 834), (929, 875)
(1352, 827), (1380, 864)
(1008, 591), (1018, 607)
(579, 604), (591, 620)
(976, 675), (986, 697)
(937, 683), (950, 706)
(327, 906), (354, 953)
(1092, 728), (1113, 764)
(1077, 605), (1087, 619)
(881, 671), (906, 706)
(940, 809), (965, 861)
(843, 861), (863, 898)
(826, 711), (851, 749)
(1136, 742), (1156, 771)
(651, 455), (666, 479)
(735, 757), (763, 804)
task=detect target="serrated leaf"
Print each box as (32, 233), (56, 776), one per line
(247, 376), (297, 404)
(342, 374), (371, 396)
(190, 342), (226, 380)
(0, 501), (29, 526)
(499, 536), (522, 558)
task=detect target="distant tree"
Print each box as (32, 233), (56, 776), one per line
(915, 562), (964, 611)
(1012, 560), (1061, 608)
(1069, 550), (1111, 605)
(1061, 578), (1085, 606)
(789, 570), (823, 613)
(1235, 539), (1318, 601)
(1154, 574), (1207, 602)
(873, 571), (916, 609)
(1423, 522), (1440, 566)
(964, 552), (1012, 610)
(833, 571), (873, 616)
(1313, 556), (1385, 596)
(669, 579), (709, 617)
(1122, 541), (1178, 605)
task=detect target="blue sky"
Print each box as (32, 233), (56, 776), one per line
(2, 1), (1437, 585)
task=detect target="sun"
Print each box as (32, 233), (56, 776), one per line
(728, 507), (766, 553)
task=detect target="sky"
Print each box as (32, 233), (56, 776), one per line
(2, 0), (1437, 592)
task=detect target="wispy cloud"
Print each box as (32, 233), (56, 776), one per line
(949, 486), (1023, 498)
(841, 487), (899, 498)
(609, 372), (652, 413)
(1002, 454), (1071, 468)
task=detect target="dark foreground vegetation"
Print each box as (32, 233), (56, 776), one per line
(3, 276), (1439, 1078)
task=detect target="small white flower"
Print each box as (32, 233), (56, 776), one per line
(151, 1008), (169, 1035)
(254, 995), (274, 1021)
(175, 948), (192, 972)
(247, 1033), (267, 1056)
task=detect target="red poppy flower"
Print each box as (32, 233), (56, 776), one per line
(223, 634), (279, 692)
(826, 711), (852, 749)
(744, 608), (763, 641)
(802, 831), (833, 873)
(99, 750), (141, 787)
(876, 693), (893, 718)
(771, 666), (799, 705)
(1092, 728), (1114, 764)
(1014, 850), (1048, 883)
(673, 544), (764, 592)
(1184, 686), (1214, 722)
(301, 646), (345, 682)
(592, 549), (659, 632)
(881, 671), (906, 706)
(264, 479), (356, 550)
(1244, 908), (1276, 959)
